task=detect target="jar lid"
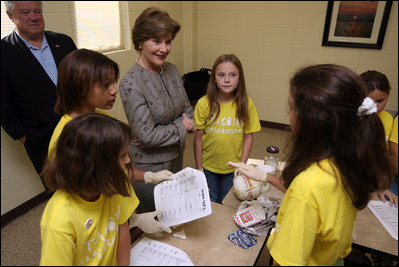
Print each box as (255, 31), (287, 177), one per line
(266, 146), (279, 154)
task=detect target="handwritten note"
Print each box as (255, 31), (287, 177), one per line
(367, 200), (398, 240)
(130, 237), (194, 266)
(154, 167), (212, 227)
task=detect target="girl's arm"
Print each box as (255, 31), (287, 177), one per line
(132, 168), (145, 182)
(40, 228), (75, 265)
(130, 168), (173, 184)
(240, 133), (253, 163)
(194, 129), (204, 169)
(117, 221), (131, 266)
(268, 174), (287, 193)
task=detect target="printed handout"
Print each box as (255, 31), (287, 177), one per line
(154, 167), (212, 227)
(367, 200), (398, 240)
(130, 237), (194, 266)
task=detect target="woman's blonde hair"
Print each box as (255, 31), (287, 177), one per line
(132, 7), (180, 51)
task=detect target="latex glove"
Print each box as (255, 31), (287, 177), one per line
(228, 161), (269, 183)
(182, 113), (197, 132)
(130, 211), (172, 234)
(144, 170), (173, 184)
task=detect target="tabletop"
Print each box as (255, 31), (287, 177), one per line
(352, 194), (398, 256)
(235, 158), (398, 257)
(224, 187), (398, 257)
(131, 201), (267, 266)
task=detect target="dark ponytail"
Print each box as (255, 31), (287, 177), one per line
(283, 64), (393, 209)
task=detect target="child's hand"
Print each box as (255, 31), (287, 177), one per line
(144, 170), (173, 184)
(130, 211), (172, 234)
(227, 161), (247, 169)
(378, 190), (398, 208)
(228, 161), (269, 183)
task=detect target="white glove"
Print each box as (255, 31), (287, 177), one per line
(144, 170), (173, 184)
(228, 161), (269, 183)
(130, 211), (172, 234)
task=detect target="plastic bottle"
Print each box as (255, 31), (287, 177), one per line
(264, 146), (279, 174)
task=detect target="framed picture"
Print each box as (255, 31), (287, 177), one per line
(322, 1), (392, 49)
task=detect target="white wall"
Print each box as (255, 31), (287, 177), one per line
(195, 1), (398, 124)
(2, 1), (398, 215)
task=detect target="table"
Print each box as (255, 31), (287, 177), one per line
(234, 158), (398, 258)
(131, 201), (267, 266)
(352, 194), (398, 257)
(223, 182), (398, 258)
(222, 187), (242, 209)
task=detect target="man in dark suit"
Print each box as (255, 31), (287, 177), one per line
(1, 1), (77, 188)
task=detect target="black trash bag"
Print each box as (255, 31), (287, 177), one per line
(182, 68), (211, 103)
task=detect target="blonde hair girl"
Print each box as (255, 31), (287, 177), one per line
(194, 54), (261, 203)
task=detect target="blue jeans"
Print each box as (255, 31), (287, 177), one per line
(203, 169), (234, 204)
(389, 175), (398, 196)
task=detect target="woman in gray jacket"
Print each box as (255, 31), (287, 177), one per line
(120, 7), (195, 213)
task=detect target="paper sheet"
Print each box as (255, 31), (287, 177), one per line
(367, 200), (398, 240)
(130, 237), (194, 266)
(154, 167), (212, 227)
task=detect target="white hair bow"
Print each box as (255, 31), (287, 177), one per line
(357, 97), (377, 116)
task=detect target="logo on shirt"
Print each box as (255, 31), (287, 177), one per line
(81, 205), (121, 264)
(206, 116), (243, 135)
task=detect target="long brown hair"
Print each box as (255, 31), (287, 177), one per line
(42, 113), (133, 198)
(206, 54), (249, 125)
(282, 64), (393, 210)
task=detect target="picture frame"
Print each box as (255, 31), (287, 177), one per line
(322, 1), (392, 49)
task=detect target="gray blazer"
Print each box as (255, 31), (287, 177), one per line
(119, 62), (193, 164)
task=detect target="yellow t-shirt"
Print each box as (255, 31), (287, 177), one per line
(389, 115), (398, 144)
(379, 110), (394, 144)
(194, 96), (261, 173)
(267, 159), (357, 266)
(40, 185), (139, 265)
(48, 110), (111, 159)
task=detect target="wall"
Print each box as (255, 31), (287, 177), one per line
(1, 1), (398, 215)
(195, 1), (398, 124)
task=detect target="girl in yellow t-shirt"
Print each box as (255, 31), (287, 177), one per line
(40, 113), (139, 265)
(44, 49), (172, 251)
(194, 54), (261, 203)
(47, 49), (173, 198)
(230, 64), (393, 265)
(360, 70), (397, 207)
